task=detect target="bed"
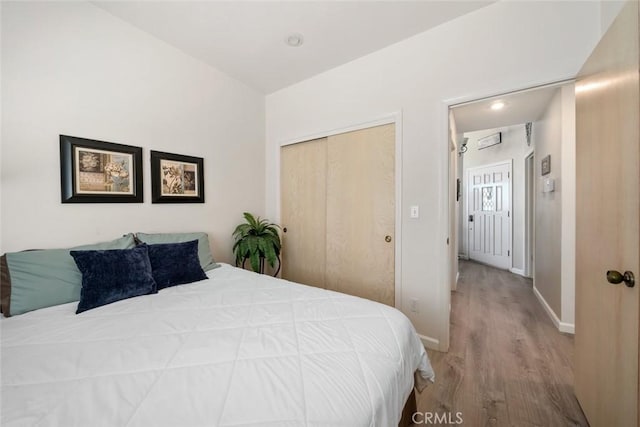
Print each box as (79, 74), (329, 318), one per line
(1, 262), (434, 426)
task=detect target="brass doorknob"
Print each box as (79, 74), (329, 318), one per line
(283, 227), (287, 233)
(606, 270), (635, 288)
(385, 235), (392, 243)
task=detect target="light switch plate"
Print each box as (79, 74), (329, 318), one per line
(410, 206), (419, 218)
(542, 178), (555, 193)
(410, 298), (419, 313)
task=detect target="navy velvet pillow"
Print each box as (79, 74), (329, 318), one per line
(71, 245), (157, 314)
(147, 240), (208, 290)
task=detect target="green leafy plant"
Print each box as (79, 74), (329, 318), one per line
(232, 212), (281, 274)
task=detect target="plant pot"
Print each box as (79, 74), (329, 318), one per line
(237, 255), (281, 277)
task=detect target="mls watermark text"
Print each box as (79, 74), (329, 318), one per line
(412, 411), (464, 425)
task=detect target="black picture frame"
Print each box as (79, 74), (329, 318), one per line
(60, 135), (143, 203)
(150, 150), (204, 204)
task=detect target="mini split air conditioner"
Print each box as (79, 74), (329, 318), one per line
(477, 132), (501, 150)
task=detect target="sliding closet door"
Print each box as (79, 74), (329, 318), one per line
(326, 124), (395, 306)
(280, 138), (327, 288)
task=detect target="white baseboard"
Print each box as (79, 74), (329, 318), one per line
(558, 322), (575, 334)
(510, 268), (526, 277)
(532, 285), (575, 334)
(418, 334), (440, 351)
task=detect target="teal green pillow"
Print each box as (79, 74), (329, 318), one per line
(135, 232), (219, 272)
(0, 234), (136, 316)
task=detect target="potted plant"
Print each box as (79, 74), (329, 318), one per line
(232, 212), (281, 275)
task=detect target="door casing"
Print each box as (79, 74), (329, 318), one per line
(443, 80), (573, 351)
(524, 150), (535, 278)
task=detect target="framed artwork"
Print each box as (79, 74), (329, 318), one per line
(150, 150), (204, 203)
(60, 135), (143, 203)
(541, 154), (551, 175)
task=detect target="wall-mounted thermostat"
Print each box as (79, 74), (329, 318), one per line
(542, 177), (555, 193)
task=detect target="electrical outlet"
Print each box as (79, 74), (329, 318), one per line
(410, 298), (419, 313)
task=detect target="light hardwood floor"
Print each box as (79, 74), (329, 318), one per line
(417, 261), (588, 426)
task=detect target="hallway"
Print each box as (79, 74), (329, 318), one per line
(417, 261), (588, 426)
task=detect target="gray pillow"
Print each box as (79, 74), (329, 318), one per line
(0, 234), (137, 316)
(135, 232), (219, 272)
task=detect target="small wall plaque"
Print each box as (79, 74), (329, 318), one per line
(541, 155), (551, 175)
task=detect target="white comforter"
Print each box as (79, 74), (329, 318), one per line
(1, 264), (434, 427)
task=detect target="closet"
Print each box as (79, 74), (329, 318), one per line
(280, 123), (395, 306)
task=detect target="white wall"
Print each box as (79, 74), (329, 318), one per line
(265, 1), (601, 349)
(461, 124), (531, 274)
(1, 2), (266, 262)
(533, 90), (563, 320)
(532, 85), (575, 332)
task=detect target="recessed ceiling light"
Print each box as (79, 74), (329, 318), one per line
(490, 101), (505, 111)
(285, 33), (304, 47)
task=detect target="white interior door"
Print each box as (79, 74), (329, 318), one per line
(467, 161), (512, 270)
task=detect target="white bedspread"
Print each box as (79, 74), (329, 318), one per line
(1, 264), (434, 427)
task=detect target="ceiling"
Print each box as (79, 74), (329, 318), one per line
(94, 1), (494, 94)
(452, 85), (563, 134)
